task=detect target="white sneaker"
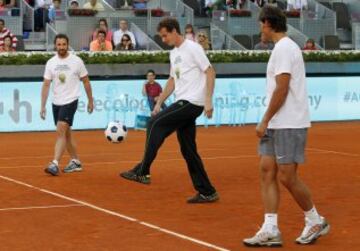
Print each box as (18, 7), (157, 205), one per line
(296, 217), (330, 244)
(243, 226), (283, 247)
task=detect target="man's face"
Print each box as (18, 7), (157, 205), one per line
(90, 0), (97, 6)
(158, 27), (177, 46)
(98, 33), (105, 43)
(260, 21), (272, 42)
(55, 38), (68, 57)
(0, 21), (4, 32)
(120, 20), (128, 31)
(53, 0), (60, 8)
(70, 2), (79, 8)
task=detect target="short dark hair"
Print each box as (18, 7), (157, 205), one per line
(97, 30), (106, 36)
(259, 6), (287, 33)
(147, 69), (155, 75)
(157, 17), (181, 34)
(0, 19), (4, 25)
(3, 35), (12, 41)
(99, 18), (108, 28)
(54, 33), (69, 44)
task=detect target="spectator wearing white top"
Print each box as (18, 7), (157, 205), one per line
(83, 0), (105, 11)
(287, 0), (307, 11)
(34, 0), (52, 31)
(113, 19), (136, 48)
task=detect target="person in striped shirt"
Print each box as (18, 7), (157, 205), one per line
(0, 19), (17, 49)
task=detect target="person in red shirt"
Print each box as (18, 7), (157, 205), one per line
(142, 69), (167, 113)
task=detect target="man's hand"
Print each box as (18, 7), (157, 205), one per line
(204, 99), (213, 119)
(151, 103), (161, 116)
(87, 99), (94, 114)
(40, 107), (46, 120)
(256, 120), (268, 138)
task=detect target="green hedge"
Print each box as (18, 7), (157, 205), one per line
(1, 51), (360, 65)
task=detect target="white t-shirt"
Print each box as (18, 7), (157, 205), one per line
(44, 54), (88, 106)
(113, 30), (136, 47)
(170, 39), (211, 106)
(266, 36), (310, 129)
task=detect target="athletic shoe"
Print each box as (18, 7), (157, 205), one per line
(187, 192), (219, 204)
(44, 162), (60, 176)
(63, 160), (82, 173)
(295, 217), (330, 245)
(243, 229), (283, 247)
(120, 169), (151, 185)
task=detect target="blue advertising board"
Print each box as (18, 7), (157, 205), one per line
(0, 77), (359, 132)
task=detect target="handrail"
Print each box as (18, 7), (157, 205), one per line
(211, 23), (246, 50)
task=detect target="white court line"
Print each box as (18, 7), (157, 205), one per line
(0, 204), (83, 212)
(307, 147), (360, 157)
(0, 155), (258, 169)
(0, 148), (229, 161)
(0, 174), (230, 251)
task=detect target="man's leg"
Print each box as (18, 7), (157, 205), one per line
(120, 101), (193, 184)
(45, 121), (69, 176)
(63, 128), (82, 173)
(176, 120), (217, 203)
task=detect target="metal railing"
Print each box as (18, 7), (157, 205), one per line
(175, 0), (194, 25)
(22, 0), (34, 31)
(130, 22), (162, 50)
(211, 23), (246, 50)
(287, 24), (323, 49)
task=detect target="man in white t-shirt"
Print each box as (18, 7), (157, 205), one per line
(112, 19), (136, 48)
(41, 34), (94, 176)
(243, 6), (329, 247)
(120, 17), (218, 204)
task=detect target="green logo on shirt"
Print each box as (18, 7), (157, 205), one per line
(58, 73), (66, 84)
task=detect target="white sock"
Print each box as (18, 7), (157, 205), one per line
(71, 159), (81, 165)
(304, 206), (322, 225)
(261, 213), (278, 233)
(52, 160), (59, 166)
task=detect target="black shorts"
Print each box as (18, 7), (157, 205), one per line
(52, 99), (78, 127)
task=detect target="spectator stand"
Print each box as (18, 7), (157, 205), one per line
(210, 23), (246, 50)
(130, 22), (162, 50)
(287, 23), (323, 50)
(46, 22), (74, 51)
(1, 0), (23, 35)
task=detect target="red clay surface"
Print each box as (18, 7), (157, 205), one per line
(0, 122), (360, 251)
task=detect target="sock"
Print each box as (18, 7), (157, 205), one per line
(71, 159), (81, 165)
(261, 213), (278, 233)
(304, 206), (322, 225)
(52, 160), (59, 166)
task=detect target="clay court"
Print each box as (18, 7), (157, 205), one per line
(0, 122), (359, 251)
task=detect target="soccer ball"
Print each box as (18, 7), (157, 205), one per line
(105, 121), (128, 143)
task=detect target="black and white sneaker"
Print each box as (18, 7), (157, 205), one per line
(187, 192), (219, 204)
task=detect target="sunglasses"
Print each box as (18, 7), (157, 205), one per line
(198, 34), (206, 37)
(122, 39), (129, 42)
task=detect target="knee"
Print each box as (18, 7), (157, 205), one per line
(278, 170), (297, 188)
(56, 123), (69, 137)
(260, 162), (277, 182)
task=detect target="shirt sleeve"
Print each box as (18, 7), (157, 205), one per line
(169, 67), (175, 78)
(43, 61), (53, 80)
(274, 47), (292, 76)
(78, 58), (88, 78)
(192, 43), (211, 72)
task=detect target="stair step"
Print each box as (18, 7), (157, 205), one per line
(24, 41), (47, 51)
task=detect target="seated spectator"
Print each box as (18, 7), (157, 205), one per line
(90, 30), (113, 51)
(287, 0), (307, 11)
(0, 35), (15, 52)
(303, 38), (317, 50)
(197, 31), (211, 50)
(142, 69), (167, 112)
(0, 0), (6, 9)
(115, 34), (134, 50)
(113, 19), (136, 48)
(34, 0), (52, 31)
(4, 0), (16, 8)
(69, 0), (79, 8)
(92, 18), (112, 42)
(83, 0), (105, 11)
(48, 0), (61, 24)
(133, 0), (147, 9)
(0, 19), (17, 49)
(254, 33), (274, 50)
(184, 24), (196, 41)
